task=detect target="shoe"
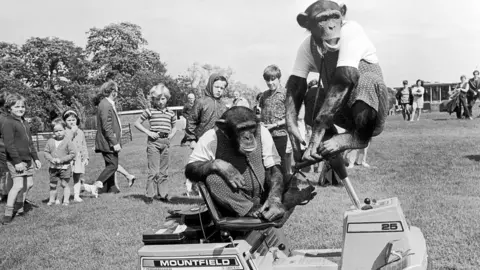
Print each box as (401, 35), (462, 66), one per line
(108, 186), (120, 194)
(73, 196), (83, 203)
(128, 175), (136, 187)
(154, 194), (170, 202)
(145, 197), (154, 204)
(55, 200), (61, 205)
(24, 199), (39, 208)
(47, 201), (54, 206)
(63, 202), (69, 206)
(2, 215), (12, 225)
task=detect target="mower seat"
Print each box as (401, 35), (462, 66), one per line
(197, 182), (281, 231)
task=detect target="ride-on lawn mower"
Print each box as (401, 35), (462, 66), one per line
(138, 161), (428, 269)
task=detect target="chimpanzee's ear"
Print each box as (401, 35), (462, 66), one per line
(297, 12), (309, 29)
(340, 4), (347, 16)
(215, 119), (227, 131)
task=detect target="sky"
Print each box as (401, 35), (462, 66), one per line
(1, 0), (480, 89)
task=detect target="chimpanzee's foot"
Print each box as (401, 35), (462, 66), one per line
(319, 134), (369, 157)
(283, 185), (316, 210)
(318, 137), (343, 157)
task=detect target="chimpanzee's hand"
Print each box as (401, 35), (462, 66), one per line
(259, 198), (286, 221)
(214, 159), (246, 191)
(302, 129), (325, 161)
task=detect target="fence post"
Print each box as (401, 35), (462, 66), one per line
(35, 133), (40, 152)
(129, 123), (133, 142)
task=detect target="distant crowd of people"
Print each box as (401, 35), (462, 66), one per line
(395, 70), (480, 121)
(445, 70), (480, 119)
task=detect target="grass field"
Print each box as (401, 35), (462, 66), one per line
(1, 111), (480, 270)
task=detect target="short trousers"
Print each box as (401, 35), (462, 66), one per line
(7, 160), (34, 178)
(412, 99), (424, 109)
(49, 167), (72, 183)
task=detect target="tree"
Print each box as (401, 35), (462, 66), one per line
(85, 22), (168, 110)
(21, 37), (87, 89)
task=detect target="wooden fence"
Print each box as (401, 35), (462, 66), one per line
(32, 124), (133, 152)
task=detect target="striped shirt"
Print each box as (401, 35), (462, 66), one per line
(140, 108), (176, 133)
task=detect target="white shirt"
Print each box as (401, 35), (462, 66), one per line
(411, 86), (425, 102)
(291, 21), (378, 79)
(188, 125), (281, 169)
(106, 97), (122, 130)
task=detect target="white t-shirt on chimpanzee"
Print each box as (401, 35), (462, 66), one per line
(291, 20), (378, 79)
(188, 125), (281, 169)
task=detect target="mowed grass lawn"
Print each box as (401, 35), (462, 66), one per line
(1, 111), (480, 269)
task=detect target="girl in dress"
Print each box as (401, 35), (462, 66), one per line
(62, 110), (97, 201)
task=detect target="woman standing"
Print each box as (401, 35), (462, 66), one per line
(411, 79), (425, 121)
(456, 75), (472, 119)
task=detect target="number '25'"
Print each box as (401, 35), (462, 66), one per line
(381, 223), (398, 230)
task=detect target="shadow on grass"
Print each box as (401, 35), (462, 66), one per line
(168, 196), (204, 205)
(464, 155), (480, 162)
(121, 194), (203, 205)
(432, 118), (453, 121)
(122, 194), (150, 203)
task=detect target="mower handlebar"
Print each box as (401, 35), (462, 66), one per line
(293, 158), (362, 210)
(293, 159), (324, 170)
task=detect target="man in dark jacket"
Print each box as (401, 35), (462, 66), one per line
(94, 80), (122, 194)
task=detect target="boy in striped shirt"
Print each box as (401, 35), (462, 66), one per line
(134, 83), (177, 204)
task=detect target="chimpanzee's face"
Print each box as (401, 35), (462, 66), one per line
(237, 126), (257, 155)
(297, 1), (345, 51)
(216, 107), (259, 156)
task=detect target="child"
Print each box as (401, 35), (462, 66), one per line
(62, 110), (97, 201)
(44, 118), (76, 206)
(134, 83), (177, 204)
(2, 93), (42, 224)
(259, 65), (289, 176)
(185, 73), (228, 149)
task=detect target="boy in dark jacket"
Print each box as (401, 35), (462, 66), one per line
(185, 73), (228, 149)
